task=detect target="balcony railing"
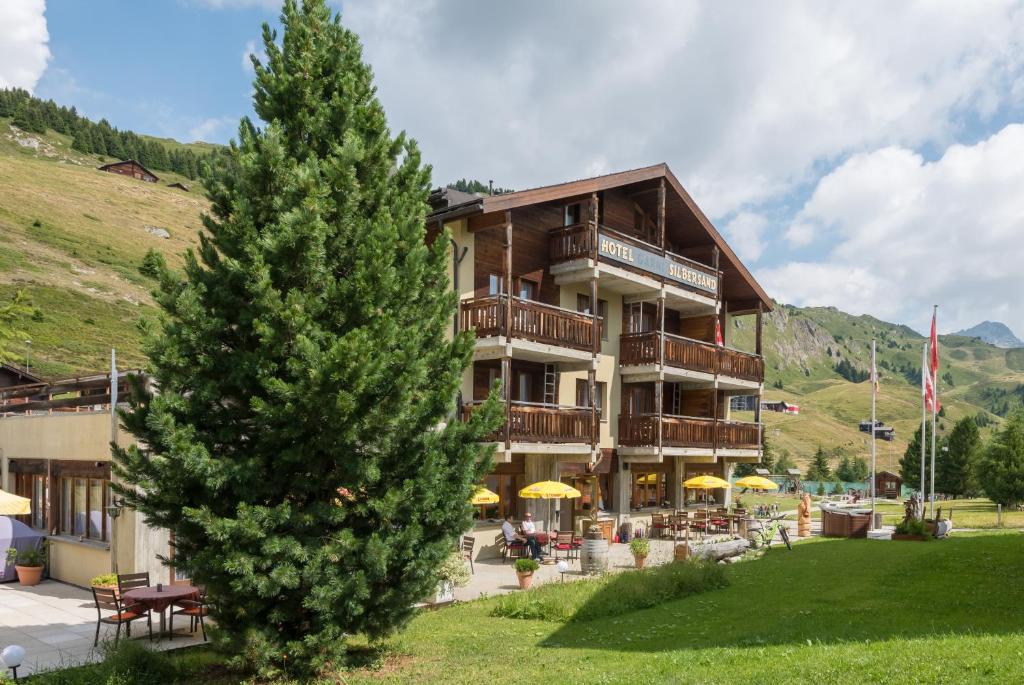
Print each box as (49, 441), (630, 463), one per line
(462, 401), (593, 443)
(459, 295), (598, 352)
(619, 332), (764, 383)
(618, 414), (760, 450)
(717, 420), (761, 449)
(549, 224), (720, 297)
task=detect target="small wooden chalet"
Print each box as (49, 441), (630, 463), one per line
(98, 159), (158, 183)
(0, 362), (41, 389)
(872, 470), (902, 499)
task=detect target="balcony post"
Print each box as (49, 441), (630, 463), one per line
(502, 357), (511, 450)
(503, 210), (513, 450)
(657, 178), (666, 254)
(503, 211), (512, 337)
(755, 301), (763, 357)
(590, 214), (599, 460)
(656, 293), (665, 456)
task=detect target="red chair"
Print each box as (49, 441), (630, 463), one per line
(552, 531), (579, 561)
(650, 514), (670, 539)
(170, 587), (208, 642)
(91, 587), (152, 647)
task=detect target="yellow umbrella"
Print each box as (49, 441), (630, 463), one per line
(734, 476), (779, 491)
(470, 487), (499, 505)
(637, 473), (660, 486)
(519, 481), (581, 534)
(684, 475), (731, 490)
(683, 475), (730, 534)
(0, 489), (31, 516)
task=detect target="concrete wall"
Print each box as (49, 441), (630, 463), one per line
(446, 218), (476, 403)
(49, 538), (110, 588)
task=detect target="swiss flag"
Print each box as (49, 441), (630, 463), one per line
(926, 309), (941, 413)
(924, 367), (939, 413)
(714, 318), (724, 346)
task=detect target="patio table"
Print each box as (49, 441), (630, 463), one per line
(123, 584), (199, 638)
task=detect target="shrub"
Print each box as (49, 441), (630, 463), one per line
(513, 558), (539, 574)
(137, 248), (166, 280)
(90, 573), (118, 587)
(437, 551), (470, 588)
(491, 560), (727, 623)
(629, 537), (650, 557)
(894, 518), (931, 538)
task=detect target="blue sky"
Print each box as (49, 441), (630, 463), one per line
(5, 1), (1024, 337)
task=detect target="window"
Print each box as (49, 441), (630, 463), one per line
(517, 278), (538, 300)
(488, 274), (504, 296)
(14, 474), (46, 530)
(479, 473), (525, 520)
(513, 370), (533, 402)
(575, 379), (606, 418)
(60, 476), (110, 542)
(625, 301), (655, 333)
(577, 294), (609, 340)
(564, 203), (581, 226)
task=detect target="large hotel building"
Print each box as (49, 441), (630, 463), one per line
(430, 164), (770, 533)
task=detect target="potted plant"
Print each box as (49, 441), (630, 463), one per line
(434, 551), (470, 605)
(514, 557), (539, 589)
(6, 542), (46, 587)
(630, 537), (650, 568)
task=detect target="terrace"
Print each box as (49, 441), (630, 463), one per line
(459, 295), (598, 363)
(619, 331), (764, 387)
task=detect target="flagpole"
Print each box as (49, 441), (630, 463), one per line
(920, 341), (927, 519)
(929, 305), (938, 519)
(870, 338), (877, 528)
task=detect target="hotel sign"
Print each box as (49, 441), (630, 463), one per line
(597, 232), (718, 294)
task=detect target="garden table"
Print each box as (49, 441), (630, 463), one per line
(123, 584), (200, 638)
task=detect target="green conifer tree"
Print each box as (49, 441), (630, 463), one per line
(937, 416), (979, 498)
(898, 423), (945, 490)
(806, 445), (831, 481)
(977, 409), (1024, 507)
(112, 0), (501, 676)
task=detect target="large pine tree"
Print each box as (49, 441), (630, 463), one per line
(937, 416), (979, 498)
(977, 409), (1024, 508)
(898, 422), (945, 491)
(113, 0), (500, 675)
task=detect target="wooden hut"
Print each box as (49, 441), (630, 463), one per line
(97, 159), (158, 183)
(872, 470), (902, 499)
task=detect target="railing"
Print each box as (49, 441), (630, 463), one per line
(619, 332), (762, 382)
(550, 223), (592, 263)
(459, 295), (598, 352)
(618, 414), (759, 451)
(462, 401), (593, 443)
(550, 224), (720, 289)
(719, 347), (764, 383)
(717, 420), (760, 449)
(0, 373), (138, 417)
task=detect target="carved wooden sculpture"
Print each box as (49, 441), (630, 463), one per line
(797, 493), (812, 537)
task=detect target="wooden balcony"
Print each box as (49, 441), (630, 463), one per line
(459, 295), (598, 353)
(462, 401), (593, 444)
(618, 414), (760, 451)
(549, 224), (720, 300)
(619, 332), (764, 383)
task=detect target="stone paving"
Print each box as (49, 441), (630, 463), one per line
(0, 581), (205, 677)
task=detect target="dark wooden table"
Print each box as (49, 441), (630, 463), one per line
(122, 584), (199, 637)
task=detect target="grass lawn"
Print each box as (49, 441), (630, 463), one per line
(872, 498), (1024, 529)
(338, 532), (1024, 684)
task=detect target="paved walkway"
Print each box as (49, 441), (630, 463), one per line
(0, 581), (205, 677)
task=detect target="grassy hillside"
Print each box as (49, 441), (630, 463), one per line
(0, 119), (207, 376)
(732, 304), (1024, 467)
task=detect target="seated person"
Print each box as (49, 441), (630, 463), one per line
(502, 513), (543, 561)
(521, 512), (537, 535)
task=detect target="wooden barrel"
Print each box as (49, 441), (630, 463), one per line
(580, 533), (608, 575)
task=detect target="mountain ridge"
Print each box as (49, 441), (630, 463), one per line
(952, 321), (1024, 348)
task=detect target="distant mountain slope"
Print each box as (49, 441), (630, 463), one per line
(0, 118), (208, 377)
(953, 321), (1024, 348)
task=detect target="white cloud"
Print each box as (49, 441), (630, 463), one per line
(759, 124), (1024, 335)
(722, 212), (769, 264)
(341, 0), (1024, 220)
(189, 116), (236, 142)
(0, 0), (51, 92)
(241, 39), (264, 72)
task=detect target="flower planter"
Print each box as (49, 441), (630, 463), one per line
(516, 570), (534, 590)
(633, 554), (647, 569)
(891, 534), (929, 541)
(15, 565), (43, 587)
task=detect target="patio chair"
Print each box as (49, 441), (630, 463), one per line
(552, 531), (579, 561)
(116, 571), (150, 595)
(92, 586), (152, 647)
(495, 532), (527, 563)
(650, 514), (669, 539)
(170, 586), (208, 642)
(461, 535), (476, 574)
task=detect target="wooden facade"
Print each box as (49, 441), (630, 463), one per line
(433, 164), (772, 516)
(97, 159), (158, 183)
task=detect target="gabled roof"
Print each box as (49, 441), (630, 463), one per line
(98, 159), (159, 180)
(428, 163), (771, 312)
(0, 362), (41, 384)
